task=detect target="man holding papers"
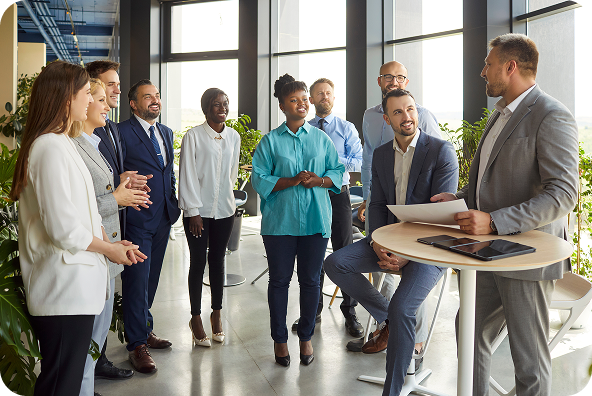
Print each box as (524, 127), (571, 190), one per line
(432, 34), (578, 396)
(325, 89), (458, 396)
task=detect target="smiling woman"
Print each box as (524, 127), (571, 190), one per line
(178, 88), (241, 348)
(251, 73), (345, 367)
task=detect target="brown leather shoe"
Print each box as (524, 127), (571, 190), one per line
(362, 324), (389, 354)
(147, 332), (172, 349)
(128, 344), (157, 373)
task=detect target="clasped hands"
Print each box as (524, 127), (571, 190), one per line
(108, 240), (147, 266)
(292, 170), (323, 188)
(373, 242), (409, 271)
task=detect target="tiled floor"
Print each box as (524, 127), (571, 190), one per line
(94, 216), (592, 396)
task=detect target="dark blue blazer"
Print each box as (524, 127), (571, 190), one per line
(94, 119), (126, 236)
(367, 131), (459, 240)
(118, 116), (181, 231)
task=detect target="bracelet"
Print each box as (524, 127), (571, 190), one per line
(320, 177), (325, 187)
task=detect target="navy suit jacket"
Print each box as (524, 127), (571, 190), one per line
(94, 119), (126, 236)
(118, 116), (181, 231)
(367, 131), (459, 240)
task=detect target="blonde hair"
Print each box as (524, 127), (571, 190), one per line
(70, 78), (107, 138)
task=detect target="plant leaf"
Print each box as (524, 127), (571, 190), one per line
(0, 341), (36, 396)
(4, 103), (12, 113)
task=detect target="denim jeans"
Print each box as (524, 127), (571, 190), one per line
(324, 239), (444, 396)
(262, 234), (328, 343)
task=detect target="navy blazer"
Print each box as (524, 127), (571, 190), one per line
(118, 116), (181, 231)
(94, 119), (126, 235)
(367, 131), (459, 240)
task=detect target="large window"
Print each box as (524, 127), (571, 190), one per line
(165, 0), (239, 133)
(524, 0), (592, 151)
(271, 0), (347, 131)
(386, 0), (463, 134)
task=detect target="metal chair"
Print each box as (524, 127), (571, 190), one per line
(488, 272), (592, 396)
(357, 269), (450, 396)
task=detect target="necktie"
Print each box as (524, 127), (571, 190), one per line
(319, 118), (326, 131)
(149, 125), (165, 168)
(104, 124), (117, 155)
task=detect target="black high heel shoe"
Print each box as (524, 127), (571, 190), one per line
(274, 342), (290, 367)
(299, 341), (314, 365)
(300, 353), (314, 365)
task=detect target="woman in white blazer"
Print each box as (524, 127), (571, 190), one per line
(178, 88), (240, 347)
(10, 61), (142, 396)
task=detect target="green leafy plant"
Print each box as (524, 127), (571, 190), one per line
(572, 145), (592, 280)
(440, 109), (492, 189)
(110, 291), (126, 344)
(225, 114), (263, 188)
(0, 73), (37, 144)
(0, 145), (40, 396)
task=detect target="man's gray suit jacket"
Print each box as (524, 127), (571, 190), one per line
(73, 135), (123, 279)
(457, 85), (579, 281)
(367, 131), (459, 240)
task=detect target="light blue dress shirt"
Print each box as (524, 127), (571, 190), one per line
(252, 121), (345, 237)
(361, 102), (440, 199)
(309, 113), (362, 187)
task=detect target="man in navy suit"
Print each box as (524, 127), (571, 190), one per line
(86, 60), (153, 382)
(325, 89), (458, 396)
(118, 79), (181, 373)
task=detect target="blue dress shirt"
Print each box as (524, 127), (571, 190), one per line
(252, 121), (345, 237)
(361, 102), (441, 199)
(309, 113), (363, 187)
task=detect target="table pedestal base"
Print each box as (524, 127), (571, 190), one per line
(358, 368), (449, 396)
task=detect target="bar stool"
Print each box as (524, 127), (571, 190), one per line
(489, 272), (592, 396)
(357, 269), (450, 396)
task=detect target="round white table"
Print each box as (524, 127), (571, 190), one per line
(372, 222), (573, 396)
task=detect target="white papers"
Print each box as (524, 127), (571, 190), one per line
(387, 200), (469, 225)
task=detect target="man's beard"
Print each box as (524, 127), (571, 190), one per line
(315, 102), (332, 115)
(138, 106), (160, 121)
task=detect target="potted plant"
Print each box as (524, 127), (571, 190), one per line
(224, 114), (262, 251)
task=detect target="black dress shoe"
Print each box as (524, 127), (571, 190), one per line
(94, 393), (102, 396)
(95, 359), (134, 380)
(291, 314), (322, 331)
(300, 353), (314, 365)
(344, 315), (364, 337)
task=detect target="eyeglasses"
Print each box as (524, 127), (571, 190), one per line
(380, 74), (407, 83)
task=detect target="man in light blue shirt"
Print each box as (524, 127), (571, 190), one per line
(291, 78), (364, 337)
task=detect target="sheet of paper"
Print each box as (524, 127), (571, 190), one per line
(387, 199), (469, 225)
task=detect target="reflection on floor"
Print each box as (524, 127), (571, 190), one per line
(96, 216), (592, 396)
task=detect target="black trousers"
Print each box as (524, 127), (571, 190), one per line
(184, 215), (235, 316)
(30, 314), (95, 396)
(320, 187), (358, 317)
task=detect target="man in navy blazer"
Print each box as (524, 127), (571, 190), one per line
(325, 89), (458, 396)
(118, 79), (181, 373)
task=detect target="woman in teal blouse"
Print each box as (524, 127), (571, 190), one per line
(252, 74), (344, 367)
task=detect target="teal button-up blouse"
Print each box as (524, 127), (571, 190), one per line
(252, 121), (345, 237)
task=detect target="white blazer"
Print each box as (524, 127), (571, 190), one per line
(18, 133), (108, 316)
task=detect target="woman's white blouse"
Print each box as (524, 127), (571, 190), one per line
(178, 122), (240, 219)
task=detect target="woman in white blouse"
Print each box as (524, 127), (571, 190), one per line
(10, 61), (141, 396)
(179, 88), (240, 347)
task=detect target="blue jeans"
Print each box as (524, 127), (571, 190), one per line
(324, 239), (444, 396)
(262, 234), (328, 343)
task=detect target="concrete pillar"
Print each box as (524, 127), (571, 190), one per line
(0, 4), (18, 149)
(18, 42), (46, 78)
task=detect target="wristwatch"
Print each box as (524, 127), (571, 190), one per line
(490, 217), (498, 234)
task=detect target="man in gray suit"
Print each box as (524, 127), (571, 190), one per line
(432, 33), (579, 396)
(325, 88), (458, 396)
